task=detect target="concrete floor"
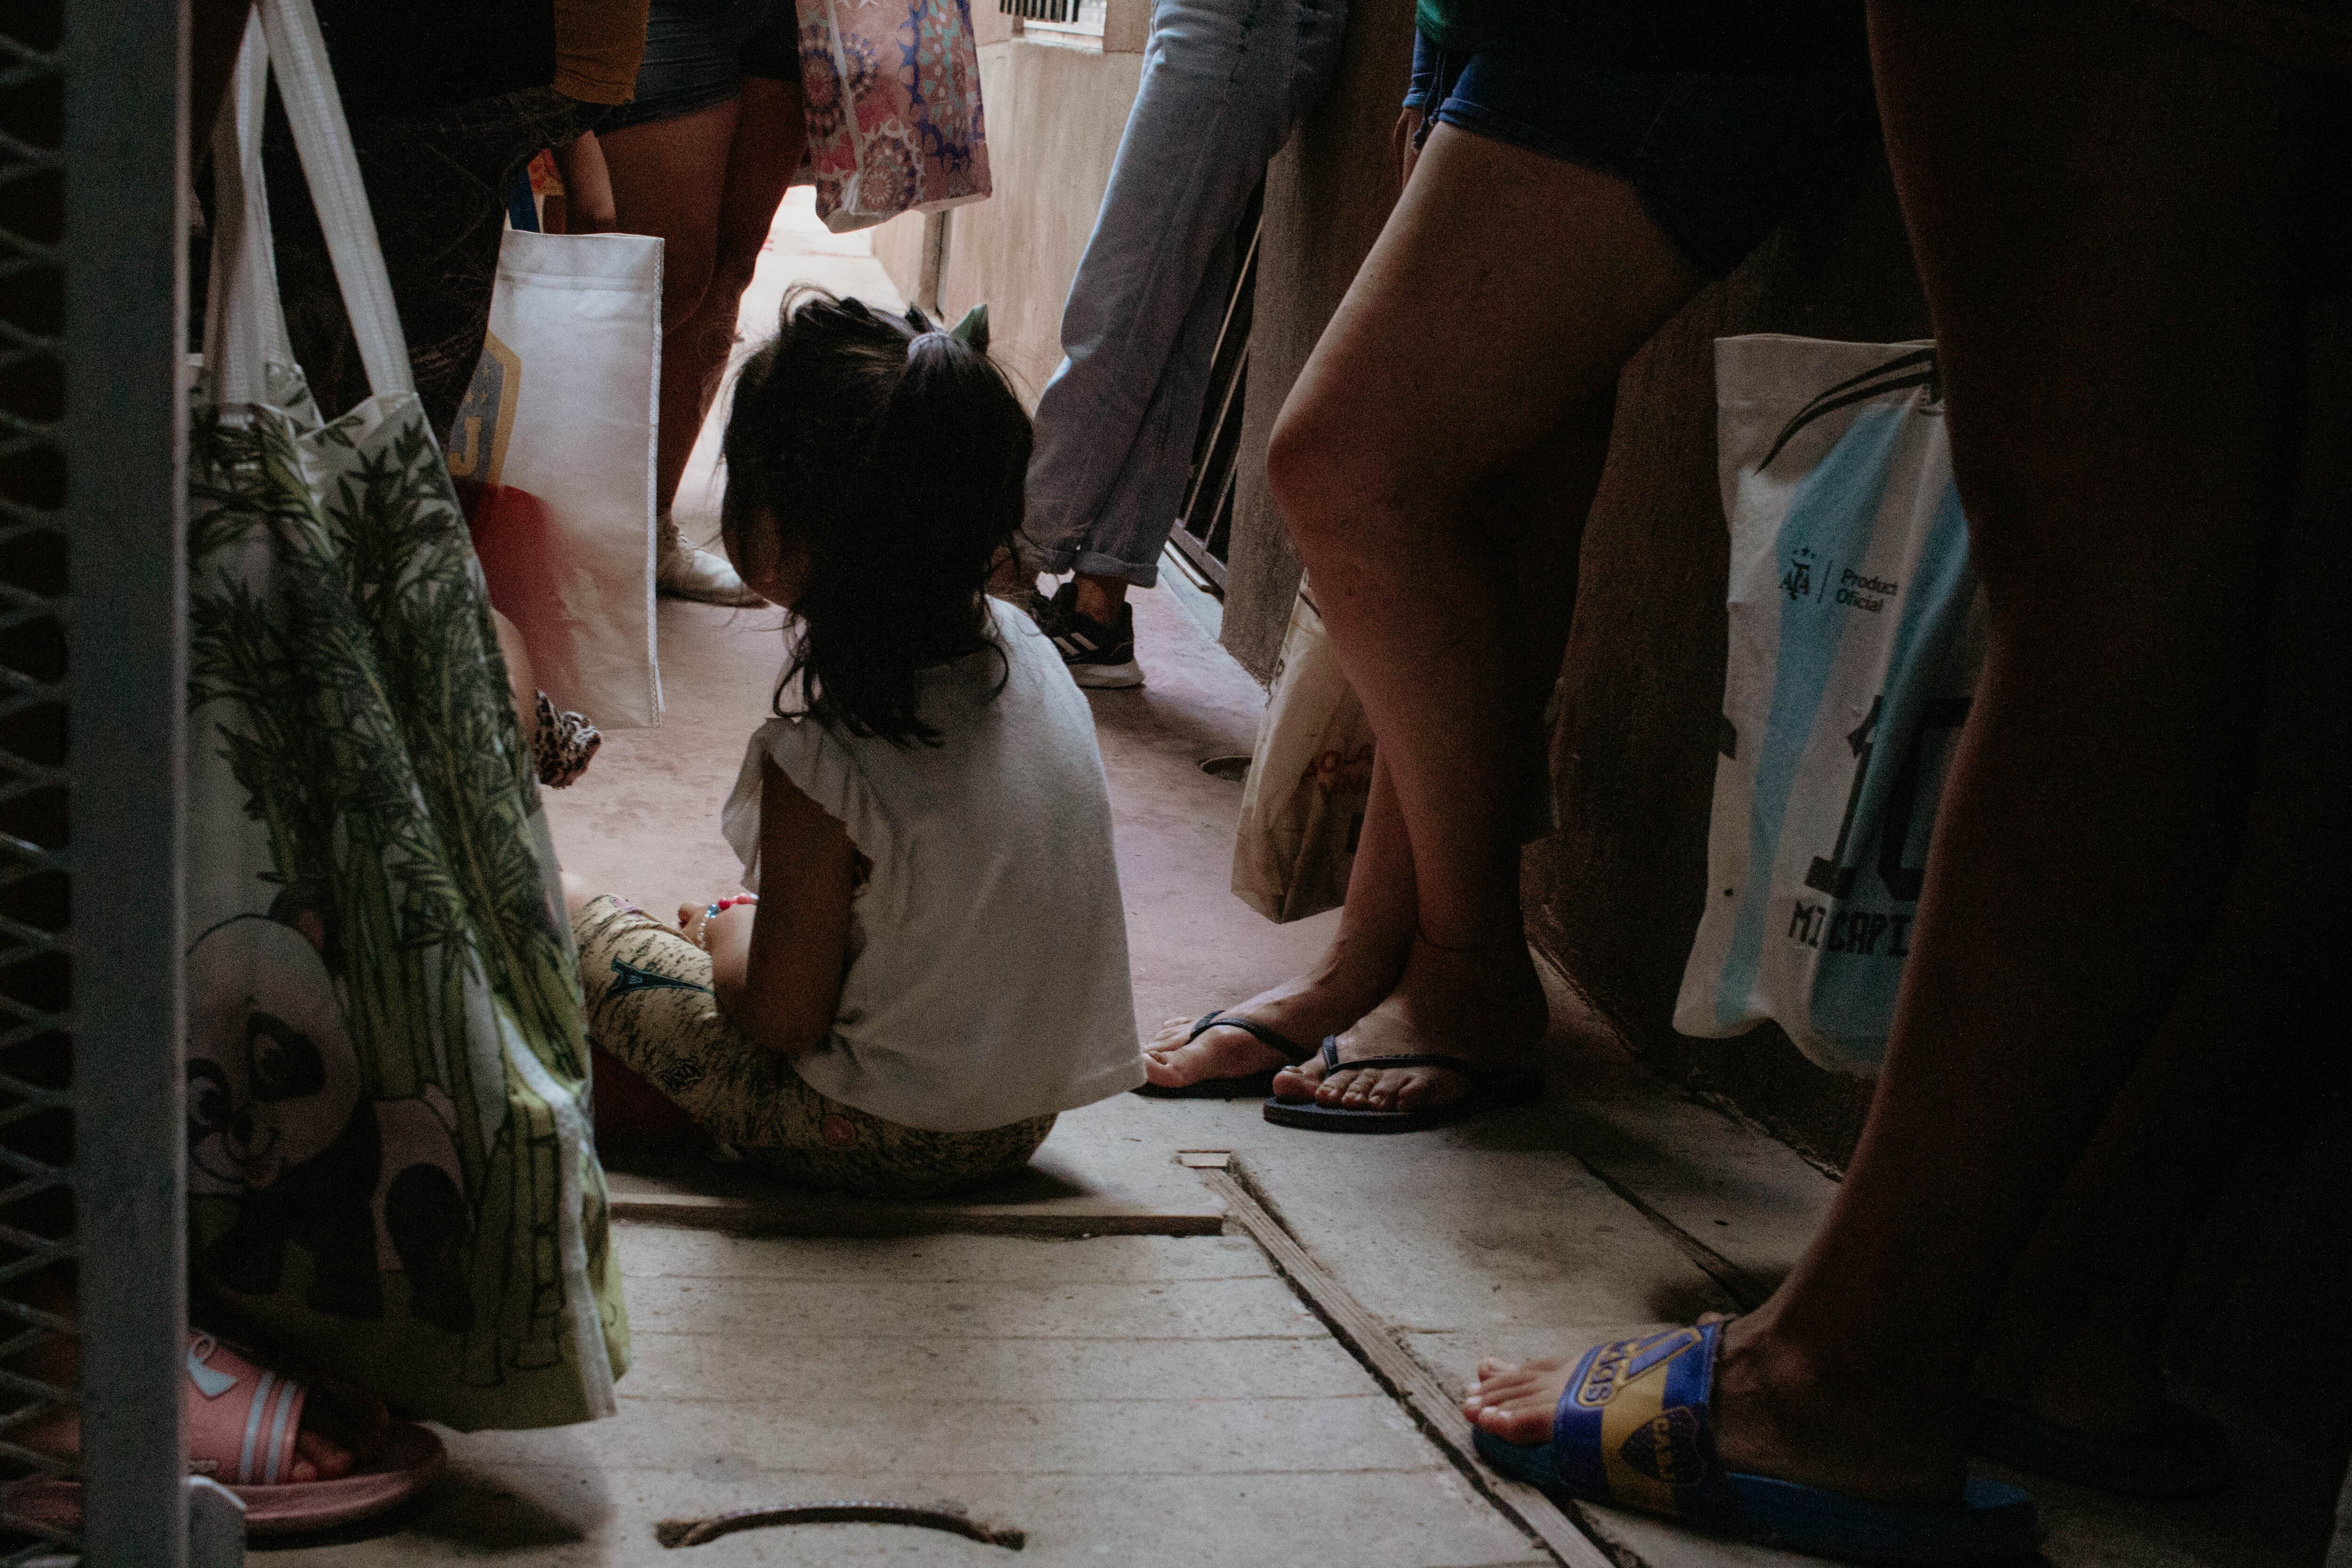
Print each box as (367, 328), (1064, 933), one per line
(264, 198), (2317, 1568)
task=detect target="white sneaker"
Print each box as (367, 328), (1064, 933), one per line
(656, 514), (765, 606)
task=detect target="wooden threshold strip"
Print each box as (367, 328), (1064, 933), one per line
(608, 1189), (1225, 1239)
(1180, 1153), (1616, 1568)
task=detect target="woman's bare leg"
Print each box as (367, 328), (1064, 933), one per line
(1143, 752), (1416, 1085)
(1150, 292), (1617, 1093)
(1264, 125), (1703, 1112)
(1975, 642), (2339, 1434)
(661, 74), (805, 523)
(1469, 0), (2321, 1506)
(599, 98), (742, 513)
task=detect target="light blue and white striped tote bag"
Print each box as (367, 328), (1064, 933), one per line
(1675, 336), (1984, 1075)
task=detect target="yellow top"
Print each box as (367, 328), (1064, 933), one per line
(554, 0), (653, 105)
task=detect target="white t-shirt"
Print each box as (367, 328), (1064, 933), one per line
(721, 598), (1143, 1131)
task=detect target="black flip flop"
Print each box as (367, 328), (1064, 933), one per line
(1132, 1011), (1314, 1099)
(1262, 1037), (1543, 1132)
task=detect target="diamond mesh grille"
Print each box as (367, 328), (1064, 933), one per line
(0, 0), (80, 1560)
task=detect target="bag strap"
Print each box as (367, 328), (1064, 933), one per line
(207, 0), (414, 404)
(204, 21), (292, 408)
(256, 0), (413, 397)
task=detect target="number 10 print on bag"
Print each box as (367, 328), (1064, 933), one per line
(1675, 338), (1983, 1075)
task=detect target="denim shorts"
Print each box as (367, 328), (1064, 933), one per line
(1403, 33), (1867, 279)
(599, 0), (799, 132)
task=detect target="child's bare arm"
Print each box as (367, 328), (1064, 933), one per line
(703, 760), (855, 1056)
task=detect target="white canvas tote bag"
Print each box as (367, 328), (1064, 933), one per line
(451, 229), (664, 729)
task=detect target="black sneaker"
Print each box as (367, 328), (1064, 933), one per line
(1035, 582), (1144, 689)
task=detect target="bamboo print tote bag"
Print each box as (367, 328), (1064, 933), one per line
(1674, 336), (1984, 1076)
(184, 1), (626, 1430)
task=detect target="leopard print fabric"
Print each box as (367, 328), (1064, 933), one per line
(573, 895), (1055, 1197)
(533, 690), (601, 788)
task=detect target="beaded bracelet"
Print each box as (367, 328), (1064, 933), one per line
(697, 895), (758, 951)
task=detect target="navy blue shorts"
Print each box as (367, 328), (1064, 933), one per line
(600, 0), (799, 132)
(1404, 33), (1867, 279)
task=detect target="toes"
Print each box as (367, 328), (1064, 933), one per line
(1471, 1387), (1560, 1443)
(294, 1427), (354, 1481)
(1307, 1063), (1475, 1112)
(1362, 1067), (1425, 1111)
(1273, 1059), (1327, 1101)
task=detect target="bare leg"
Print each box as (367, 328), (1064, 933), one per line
(660, 74), (806, 524)
(1976, 642), (2340, 1434)
(1468, 0), (2320, 1506)
(599, 97), (740, 511)
(1071, 572), (1130, 624)
(1147, 388), (1607, 1092)
(1264, 125), (1703, 1112)
(1144, 752), (1414, 1085)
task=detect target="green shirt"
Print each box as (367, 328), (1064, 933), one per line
(1413, 0), (1866, 73)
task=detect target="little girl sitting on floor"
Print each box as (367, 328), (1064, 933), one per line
(566, 293), (1142, 1196)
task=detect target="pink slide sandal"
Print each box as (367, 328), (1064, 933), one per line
(2, 1332), (445, 1538)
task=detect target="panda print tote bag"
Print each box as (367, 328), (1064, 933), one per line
(183, 1), (625, 1429)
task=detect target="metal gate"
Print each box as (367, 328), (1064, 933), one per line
(1167, 179), (1263, 594)
(3, 0), (197, 1562)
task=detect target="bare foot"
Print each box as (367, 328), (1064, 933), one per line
(1462, 1314), (1970, 1510)
(1142, 959), (1394, 1090)
(295, 1372), (393, 1481)
(1271, 936), (1547, 1113)
(1461, 1351), (1576, 1444)
(17, 1355), (387, 1484)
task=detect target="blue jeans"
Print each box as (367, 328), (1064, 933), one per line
(1021, 0), (1345, 586)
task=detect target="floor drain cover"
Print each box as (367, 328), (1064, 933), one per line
(1199, 755), (1250, 782)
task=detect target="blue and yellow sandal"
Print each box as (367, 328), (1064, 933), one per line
(1473, 1322), (2042, 1564)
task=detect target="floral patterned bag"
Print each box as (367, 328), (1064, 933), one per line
(183, 0), (626, 1430)
(796, 0), (993, 232)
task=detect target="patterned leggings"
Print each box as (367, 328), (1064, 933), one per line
(573, 895), (1056, 1197)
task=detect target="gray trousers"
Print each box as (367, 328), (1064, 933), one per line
(1021, 0), (1346, 587)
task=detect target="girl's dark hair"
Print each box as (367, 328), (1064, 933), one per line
(721, 290), (1032, 746)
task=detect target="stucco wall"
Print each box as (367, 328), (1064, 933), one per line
(1218, 0), (1416, 681)
(868, 22), (1145, 409)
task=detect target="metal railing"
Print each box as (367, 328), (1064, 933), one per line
(1, 2), (83, 1560)
(1168, 180), (1263, 594)
(1001, 0), (1108, 34)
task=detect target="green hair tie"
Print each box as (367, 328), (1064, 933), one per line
(948, 303), (989, 352)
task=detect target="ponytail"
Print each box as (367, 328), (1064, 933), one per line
(721, 290), (1031, 746)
